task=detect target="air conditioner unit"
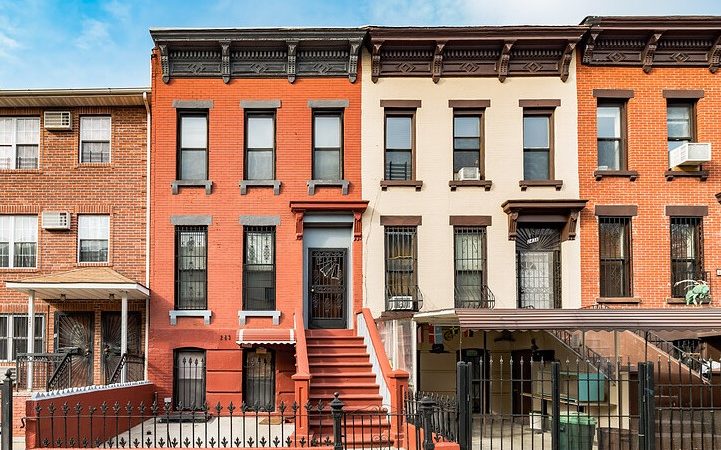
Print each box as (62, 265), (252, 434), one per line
(42, 211), (71, 230)
(669, 142), (711, 167)
(388, 295), (414, 311)
(458, 166), (480, 181)
(43, 111), (72, 130)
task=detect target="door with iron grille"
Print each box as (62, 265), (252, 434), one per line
(55, 312), (94, 387)
(308, 248), (347, 329)
(101, 312), (142, 384)
(515, 226), (561, 309)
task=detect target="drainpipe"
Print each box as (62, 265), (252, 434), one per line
(142, 90), (151, 381)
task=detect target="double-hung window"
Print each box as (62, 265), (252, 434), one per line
(453, 112), (483, 180)
(384, 112), (414, 181)
(667, 102), (694, 152)
(78, 215), (109, 263)
(384, 226), (418, 310)
(0, 117), (40, 170)
(0, 314), (44, 361)
(178, 112), (208, 180)
(522, 111), (553, 180)
(598, 217), (632, 298)
(243, 226), (275, 311)
(175, 226), (208, 310)
(245, 112), (275, 180)
(670, 217), (703, 298)
(312, 111), (343, 180)
(453, 227), (488, 307)
(0, 215), (38, 268)
(80, 116), (111, 163)
(597, 102), (626, 171)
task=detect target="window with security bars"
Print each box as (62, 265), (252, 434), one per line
(80, 116), (111, 163)
(599, 217), (632, 298)
(174, 349), (205, 409)
(0, 117), (40, 170)
(454, 227), (489, 307)
(245, 112), (275, 180)
(175, 226), (208, 310)
(178, 112), (208, 180)
(78, 215), (109, 263)
(0, 215), (38, 268)
(384, 112), (414, 181)
(384, 226), (418, 311)
(243, 348), (275, 410)
(313, 111), (343, 180)
(243, 226), (275, 311)
(667, 101), (695, 152)
(0, 314), (44, 361)
(670, 217), (704, 298)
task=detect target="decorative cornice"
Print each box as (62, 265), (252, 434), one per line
(497, 41), (514, 82)
(220, 40), (231, 84)
(708, 35), (721, 73)
(559, 42), (576, 81)
(287, 40), (298, 83)
(159, 44), (170, 84)
(432, 41), (446, 83)
(641, 32), (663, 73)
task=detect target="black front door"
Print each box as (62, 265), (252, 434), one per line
(101, 312), (142, 384)
(55, 312), (94, 387)
(516, 226), (562, 309)
(308, 248), (347, 329)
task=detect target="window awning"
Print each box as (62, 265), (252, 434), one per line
(414, 308), (721, 331)
(237, 328), (295, 345)
(5, 267), (149, 300)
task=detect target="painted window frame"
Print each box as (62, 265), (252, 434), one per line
(596, 100), (628, 171)
(453, 226), (488, 306)
(77, 214), (110, 263)
(452, 110), (484, 180)
(243, 226), (276, 311)
(666, 100), (696, 152)
(244, 110), (277, 181)
(384, 225), (419, 310)
(522, 109), (555, 181)
(174, 226), (208, 310)
(0, 215), (38, 268)
(670, 216), (704, 298)
(598, 216), (633, 298)
(383, 110), (416, 181)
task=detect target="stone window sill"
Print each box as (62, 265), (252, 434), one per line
(664, 170), (709, 181)
(307, 180), (349, 195)
(594, 170), (639, 181)
(519, 180), (563, 191)
(666, 297), (711, 305)
(449, 180), (493, 191)
(596, 297), (641, 304)
(171, 180), (213, 195)
(0, 169), (42, 174)
(239, 180), (282, 195)
(380, 180), (423, 191)
(169, 309), (212, 325)
(76, 262), (112, 267)
(0, 267), (39, 273)
(238, 310), (281, 325)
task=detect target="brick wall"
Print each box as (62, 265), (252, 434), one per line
(577, 57), (721, 307)
(148, 51), (363, 403)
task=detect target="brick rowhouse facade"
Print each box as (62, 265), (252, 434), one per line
(577, 17), (721, 308)
(148, 29), (366, 408)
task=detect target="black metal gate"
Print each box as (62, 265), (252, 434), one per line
(515, 226), (561, 309)
(54, 312), (94, 387)
(308, 248), (347, 329)
(101, 312), (143, 384)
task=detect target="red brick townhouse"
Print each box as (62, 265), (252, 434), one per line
(0, 88), (150, 397)
(148, 27), (403, 424)
(577, 17), (721, 365)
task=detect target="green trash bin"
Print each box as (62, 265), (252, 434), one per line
(558, 412), (597, 450)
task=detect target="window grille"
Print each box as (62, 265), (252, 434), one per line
(454, 227), (493, 308)
(384, 226), (420, 311)
(599, 217), (632, 297)
(174, 349), (206, 409)
(175, 226), (208, 310)
(243, 348), (275, 410)
(243, 226), (276, 311)
(670, 217), (704, 298)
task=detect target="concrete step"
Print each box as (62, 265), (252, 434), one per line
(309, 353), (370, 364)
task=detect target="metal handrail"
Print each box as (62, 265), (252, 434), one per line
(635, 329), (706, 377)
(46, 351), (74, 391)
(548, 329), (613, 378)
(108, 353), (128, 385)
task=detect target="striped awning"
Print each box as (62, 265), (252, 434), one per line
(237, 329), (295, 345)
(413, 308), (721, 331)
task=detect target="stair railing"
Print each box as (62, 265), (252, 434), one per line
(548, 330), (614, 378)
(634, 329), (706, 377)
(46, 351), (75, 391)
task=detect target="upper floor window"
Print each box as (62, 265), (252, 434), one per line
(245, 112), (275, 181)
(384, 226), (419, 311)
(0, 215), (38, 268)
(0, 117), (40, 170)
(599, 217), (632, 298)
(175, 226), (207, 310)
(453, 112), (483, 180)
(80, 116), (111, 163)
(312, 111), (343, 180)
(0, 314), (44, 361)
(522, 111), (553, 180)
(670, 217), (703, 298)
(384, 112), (414, 181)
(78, 215), (109, 263)
(597, 102), (626, 171)
(243, 226), (276, 311)
(453, 226), (488, 307)
(178, 112), (208, 181)
(667, 101), (695, 151)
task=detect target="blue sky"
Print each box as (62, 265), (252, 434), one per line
(1, 0), (721, 89)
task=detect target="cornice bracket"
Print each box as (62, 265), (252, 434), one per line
(642, 32), (664, 74)
(497, 41), (515, 83)
(432, 41), (446, 83)
(159, 44), (170, 84)
(583, 31), (599, 64)
(559, 42), (576, 82)
(708, 34), (721, 73)
(348, 38), (362, 83)
(371, 41), (384, 83)
(287, 40), (298, 84)
(220, 40), (231, 84)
